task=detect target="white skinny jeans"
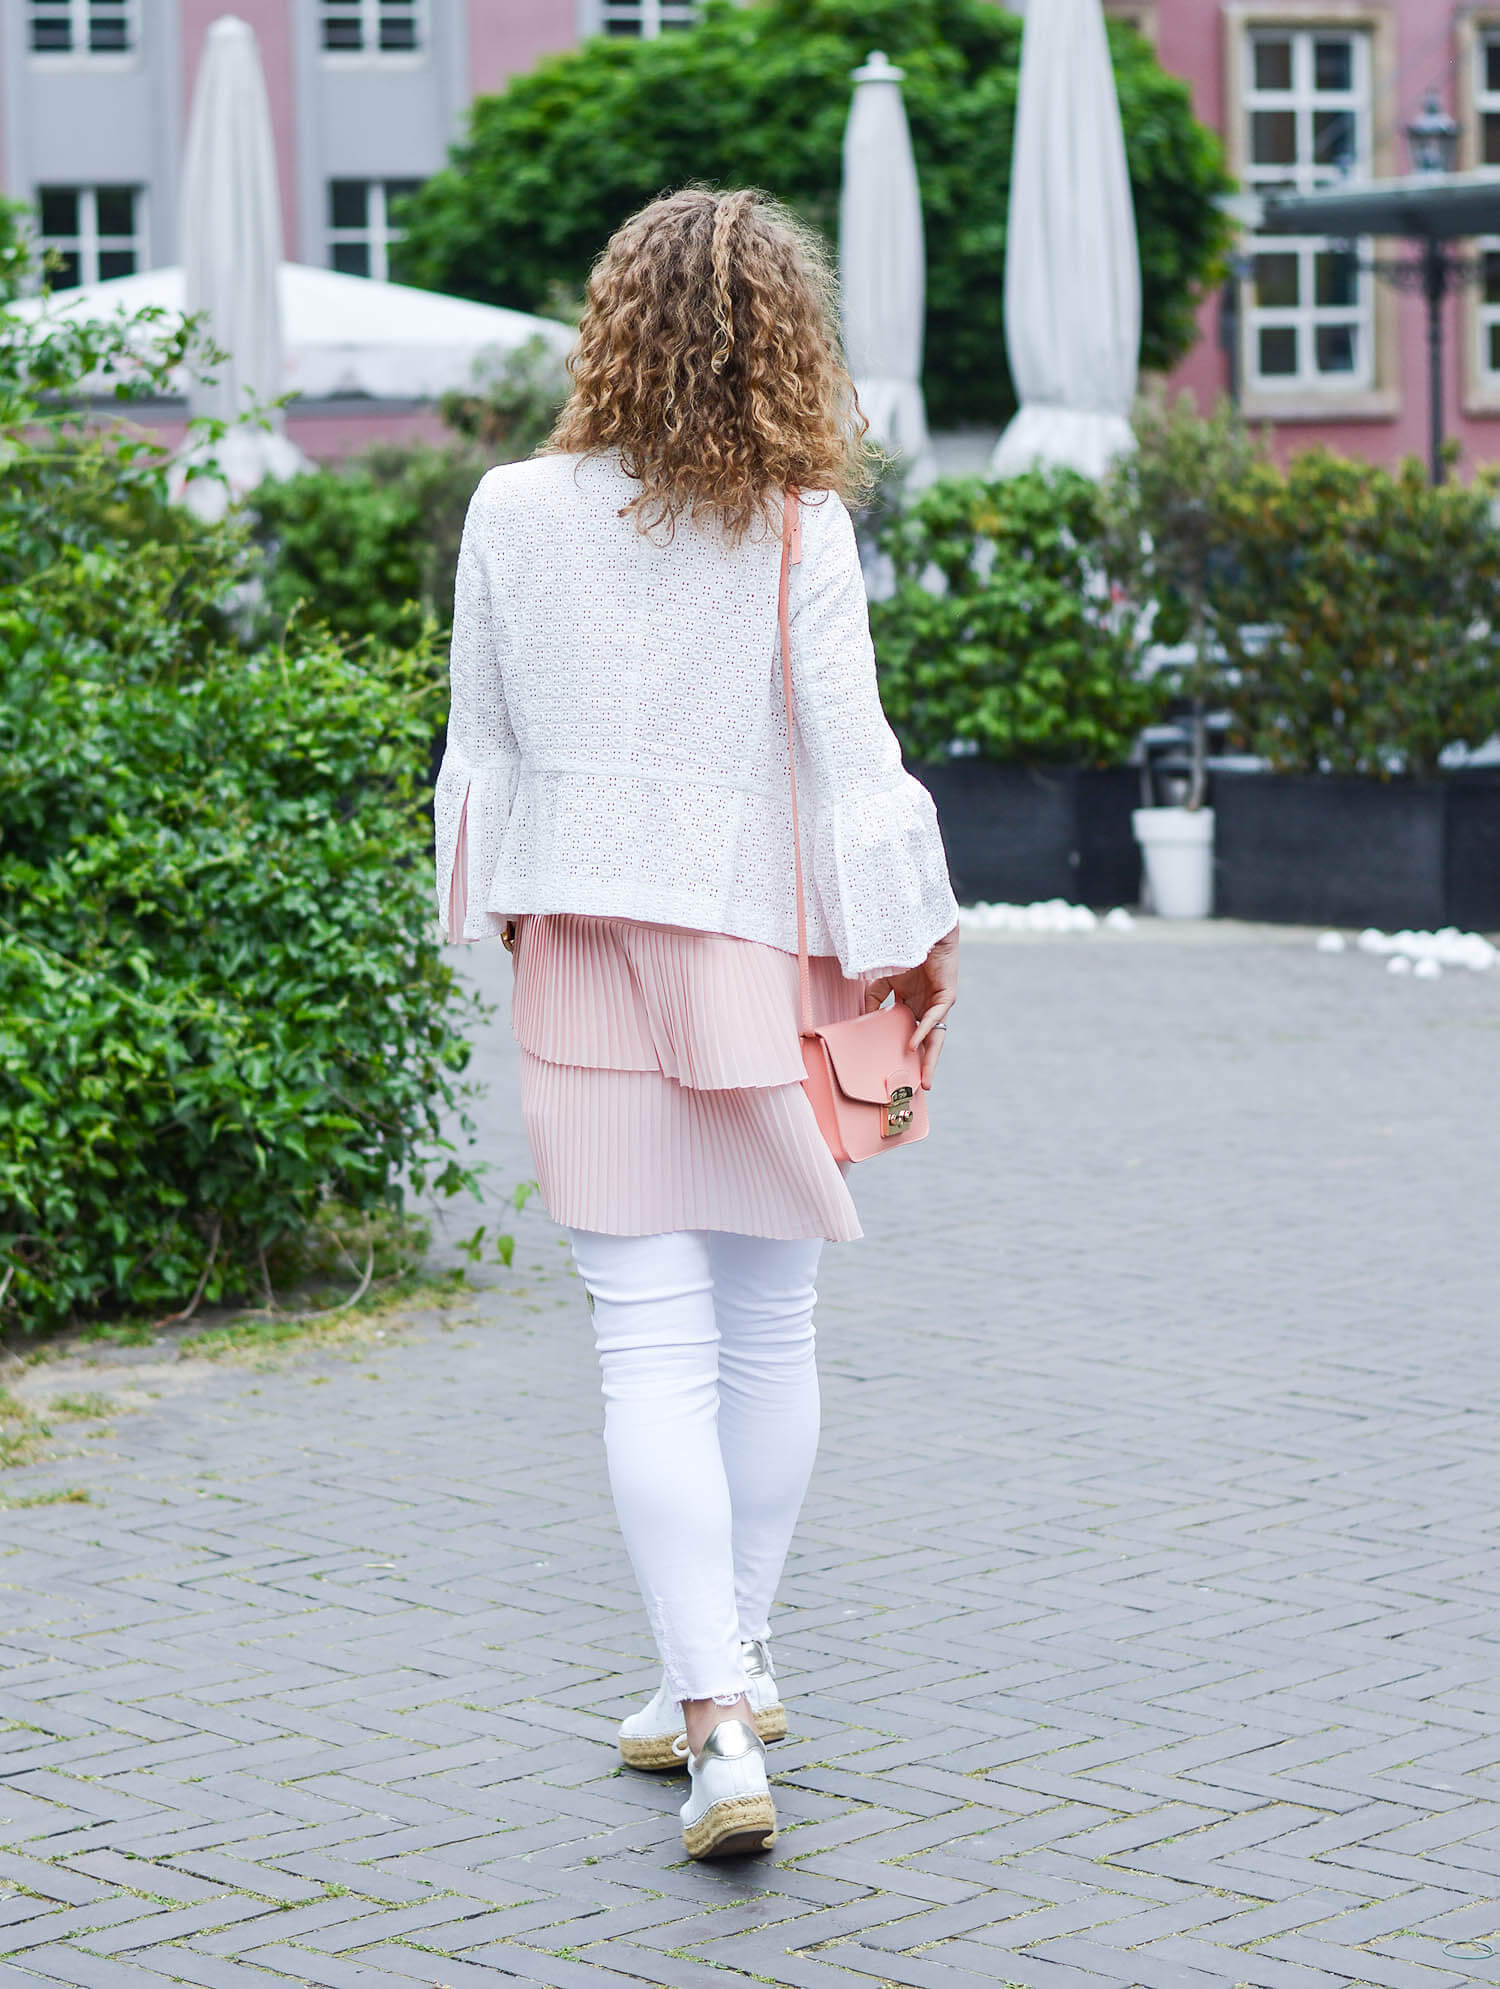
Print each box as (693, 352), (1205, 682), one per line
(566, 1227), (823, 1704)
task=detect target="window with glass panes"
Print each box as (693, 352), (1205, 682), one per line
(38, 186), (143, 287)
(1475, 31), (1500, 381)
(593, 0), (697, 36)
(1242, 26), (1373, 391)
(319, 0), (419, 54)
(28, 0), (132, 54)
(327, 180), (420, 280)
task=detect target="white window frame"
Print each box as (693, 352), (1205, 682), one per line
(318, 0), (423, 62)
(27, 0), (136, 61)
(1475, 30), (1500, 389)
(36, 184), (147, 288)
(588, 0), (699, 38)
(326, 179), (419, 283)
(1242, 24), (1375, 396)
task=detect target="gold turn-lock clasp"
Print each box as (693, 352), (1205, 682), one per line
(883, 1084), (915, 1138)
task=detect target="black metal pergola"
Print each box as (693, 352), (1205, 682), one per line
(1260, 168), (1500, 486)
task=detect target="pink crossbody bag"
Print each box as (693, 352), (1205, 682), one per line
(777, 491), (930, 1164)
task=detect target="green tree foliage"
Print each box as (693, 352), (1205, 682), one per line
(390, 0), (1229, 427)
(0, 302), (481, 1333)
(870, 469), (1166, 764)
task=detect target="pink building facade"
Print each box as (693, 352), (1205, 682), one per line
(2, 0), (1492, 470)
(1118, 0), (1500, 474)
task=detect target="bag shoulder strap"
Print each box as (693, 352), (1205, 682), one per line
(777, 488), (815, 1039)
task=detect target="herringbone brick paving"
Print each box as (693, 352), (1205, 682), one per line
(2, 926), (1497, 1988)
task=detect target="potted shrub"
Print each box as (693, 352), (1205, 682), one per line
(1211, 448), (1500, 930)
(1103, 394), (1260, 918)
(871, 469), (1165, 905)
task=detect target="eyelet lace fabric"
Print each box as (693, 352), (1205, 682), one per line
(433, 452), (957, 979)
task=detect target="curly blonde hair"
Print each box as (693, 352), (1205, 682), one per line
(547, 188), (871, 541)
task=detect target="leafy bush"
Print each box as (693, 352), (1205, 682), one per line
(1102, 393), (1265, 653)
(870, 469), (1166, 764)
(1098, 397), (1500, 780)
(439, 332), (570, 459)
(0, 301), (480, 1333)
(1100, 392), (1267, 803)
(0, 199), (29, 304)
(251, 439), (490, 650)
(391, 0), (1229, 427)
(251, 344), (568, 650)
(1212, 449), (1500, 779)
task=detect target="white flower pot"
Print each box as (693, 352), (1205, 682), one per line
(1132, 806), (1215, 920)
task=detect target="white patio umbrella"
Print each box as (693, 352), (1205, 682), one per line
(839, 51), (936, 487)
(178, 13), (308, 511)
(990, 0), (1141, 479)
(12, 263), (574, 402)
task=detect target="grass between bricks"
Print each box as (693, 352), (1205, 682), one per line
(0, 1247), (561, 1490)
(0, 1385), (114, 1469)
(0, 1190), (559, 1495)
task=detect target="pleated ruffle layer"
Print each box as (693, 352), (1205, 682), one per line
(512, 914), (866, 1241)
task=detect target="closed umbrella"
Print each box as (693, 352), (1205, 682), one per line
(839, 51), (936, 487)
(179, 13), (307, 511)
(990, 0), (1140, 479)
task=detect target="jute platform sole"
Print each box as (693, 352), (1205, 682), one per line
(620, 1702), (786, 1771)
(681, 1792), (777, 1860)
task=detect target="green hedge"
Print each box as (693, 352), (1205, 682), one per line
(250, 440), (487, 650)
(1212, 449), (1500, 779)
(249, 342), (568, 648)
(871, 468), (1166, 765)
(0, 304), (480, 1333)
(868, 407), (1500, 780)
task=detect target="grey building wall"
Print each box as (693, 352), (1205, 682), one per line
(2, 0), (471, 276)
(291, 0), (470, 272)
(1, 0), (183, 263)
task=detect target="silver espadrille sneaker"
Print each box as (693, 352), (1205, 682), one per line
(617, 1638), (787, 1770)
(741, 1636), (787, 1740)
(676, 1719), (776, 1860)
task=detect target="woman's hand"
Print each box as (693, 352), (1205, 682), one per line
(864, 922), (959, 1090)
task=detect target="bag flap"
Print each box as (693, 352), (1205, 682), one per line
(808, 1004), (921, 1105)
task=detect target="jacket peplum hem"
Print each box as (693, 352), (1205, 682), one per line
(441, 761), (956, 979)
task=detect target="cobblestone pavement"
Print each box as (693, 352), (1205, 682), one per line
(3, 925), (1499, 1989)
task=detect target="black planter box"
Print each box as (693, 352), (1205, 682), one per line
(1213, 769), (1500, 931)
(911, 762), (1141, 907)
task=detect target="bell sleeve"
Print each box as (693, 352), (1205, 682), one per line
(433, 486), (521, 942)
(788, 495), (958, 979)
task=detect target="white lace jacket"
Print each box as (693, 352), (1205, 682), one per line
(433, 452), (957, 979)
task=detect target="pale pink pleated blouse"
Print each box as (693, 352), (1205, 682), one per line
(511, 914), (866, 1241)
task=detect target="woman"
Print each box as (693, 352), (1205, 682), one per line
(435, 188), (958, 1860)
